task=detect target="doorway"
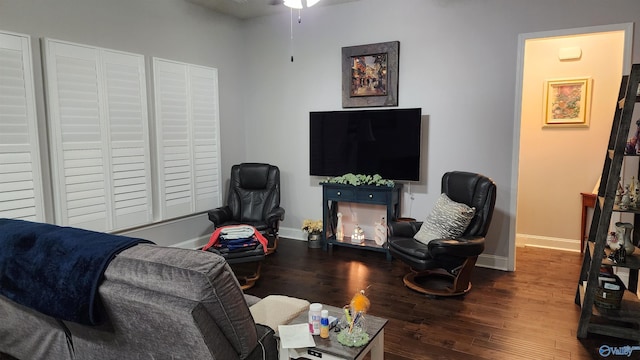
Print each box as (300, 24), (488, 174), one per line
(509, 23), (633, 271)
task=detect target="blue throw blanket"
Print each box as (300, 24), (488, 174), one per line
(0, 218), (153, 325)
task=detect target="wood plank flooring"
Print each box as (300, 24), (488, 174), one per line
(245, 238), (636, 360)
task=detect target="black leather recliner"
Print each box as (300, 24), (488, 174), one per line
(208, 163), (285, 254)
(388, 171), (496, 297)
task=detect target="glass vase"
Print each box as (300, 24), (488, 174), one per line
(337, 313), (369, 347)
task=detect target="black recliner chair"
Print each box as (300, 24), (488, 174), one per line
(206, 163), (284, 289)
(208, 163), (285, 255)
(388, 171), (496, 297)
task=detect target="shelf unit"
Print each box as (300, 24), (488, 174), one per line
(575, 63), (640, 340)
(320, 183), (402, 260)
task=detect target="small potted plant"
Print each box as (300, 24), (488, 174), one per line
(302, 219), (323, 248)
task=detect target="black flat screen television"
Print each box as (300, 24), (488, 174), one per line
(310, 108), (422, 181)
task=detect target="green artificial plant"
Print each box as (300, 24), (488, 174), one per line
(321, 173), (394, 187)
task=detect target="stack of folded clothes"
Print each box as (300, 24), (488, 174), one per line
(202, 225), (268, 254)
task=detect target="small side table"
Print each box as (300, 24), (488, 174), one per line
(580, 192), (597, 254)
(279, 305), (387, 360)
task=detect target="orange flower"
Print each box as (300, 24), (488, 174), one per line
(349, 290), (370, 313)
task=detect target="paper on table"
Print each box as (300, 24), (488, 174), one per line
(277, 323), (316, 349)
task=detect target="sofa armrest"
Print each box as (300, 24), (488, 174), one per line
(247, 324), (278, 360)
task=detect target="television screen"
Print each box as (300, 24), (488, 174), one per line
(310, 108), (421, 181)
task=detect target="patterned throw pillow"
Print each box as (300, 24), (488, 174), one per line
(413, 193), (476, 245)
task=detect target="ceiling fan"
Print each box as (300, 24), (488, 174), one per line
(225, 0), (321, 61)
(236, 0), (320, 8)
(226, 0), (281, 5)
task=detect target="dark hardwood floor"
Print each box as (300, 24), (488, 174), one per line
(245, 238), (635, 360)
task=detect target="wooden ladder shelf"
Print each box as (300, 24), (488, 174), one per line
(575, 63), (640, 341)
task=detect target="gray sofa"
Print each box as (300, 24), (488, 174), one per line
(0, 243), (308, 360)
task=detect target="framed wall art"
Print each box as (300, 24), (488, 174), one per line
(342, 41), (399, 108)
(543, 77), (592, 127)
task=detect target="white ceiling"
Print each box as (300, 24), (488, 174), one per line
(186, 0), (359, 19)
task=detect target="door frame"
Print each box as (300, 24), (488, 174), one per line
(508, 23), (634, 271)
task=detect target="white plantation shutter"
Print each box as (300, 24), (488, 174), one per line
(154, 60), (192, 218)
(45, 40), (107, 230)
(190, 66), (221, 212)
(102, 51), (152, 229)
(0, 31), (44, 221)
(44, 39), (151, 231)
(153, 58), (221, 219)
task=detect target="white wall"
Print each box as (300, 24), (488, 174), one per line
(3, 0), (640, 265)
(0, 0), (248, 247)
(241, 0), (640, 269)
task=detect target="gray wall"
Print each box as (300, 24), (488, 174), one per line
(240, 0), (640, 269)
(2, 0), (640, 266)
(0, 0), (248, 247)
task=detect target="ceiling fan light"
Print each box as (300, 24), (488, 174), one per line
(284, 0), (303, 9)
(307, 0), (321, 7)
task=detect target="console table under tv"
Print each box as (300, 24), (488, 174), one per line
(321, 183), (402, 260)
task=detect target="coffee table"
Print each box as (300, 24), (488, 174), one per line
(278, 304), (388, 360)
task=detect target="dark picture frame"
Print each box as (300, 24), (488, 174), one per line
(342, 41), (399, 108)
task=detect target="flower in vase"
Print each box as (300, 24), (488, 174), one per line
(302, 219), (323, 234)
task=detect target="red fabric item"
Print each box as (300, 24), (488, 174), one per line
(202, 225), (268, 253)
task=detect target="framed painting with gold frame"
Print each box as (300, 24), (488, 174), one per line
(543, 77), (592, 127)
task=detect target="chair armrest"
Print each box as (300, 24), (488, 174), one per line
(208, 206), (233, 226)
(388, 221), (422, 238)
(265, 207), (285, 225)
(428, 236), (485, 258)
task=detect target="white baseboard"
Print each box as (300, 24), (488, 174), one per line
(280, 226), (306, 241)
(477, 253), (510, 271)
(516, 233), (581, 253)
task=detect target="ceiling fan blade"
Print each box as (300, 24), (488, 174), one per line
(268, 0), (283, 5)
